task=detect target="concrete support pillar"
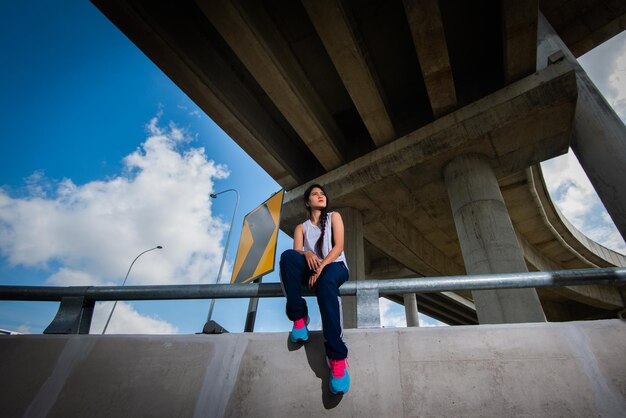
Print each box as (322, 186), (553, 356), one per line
(537, 13), (626, 242)
(444, 154), (546, 324)
(339, 207), (365, 329)
(403, 293), (420, 327)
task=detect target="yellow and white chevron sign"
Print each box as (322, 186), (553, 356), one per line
(230, 189), (284, 284)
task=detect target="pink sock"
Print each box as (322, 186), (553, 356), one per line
(293, 317), (306, 329)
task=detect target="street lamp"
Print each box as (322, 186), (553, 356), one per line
(102, 245), (163, 334)
(206, 188), (239, 323)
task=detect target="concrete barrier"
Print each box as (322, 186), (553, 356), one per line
(1, 320), (625, 417)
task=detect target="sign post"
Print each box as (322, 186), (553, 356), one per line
(243, 277), (262, 332)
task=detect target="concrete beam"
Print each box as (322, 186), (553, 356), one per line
(385, 291), (477, 326)
(424, 294), (477, 325)
(516, 227), (623, 310)
(419, 293), (477, 324)
(540, 2), (626, 58)
(281, 60), (577, 227)
(501, 0), (538, 83)
(403, 0), (457, 118)
(365, 256), (417, 281)
(197, 0), (346, 171)
(364, 214), (465, 278)
(440, 291), (476, 312)
(303, 0), (396, 146)
(386, 293), (476, 325)
(566, 12), (626, 57)
(537, 12), (626, 241)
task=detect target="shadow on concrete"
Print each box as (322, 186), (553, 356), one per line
(286, 330), (342, 409)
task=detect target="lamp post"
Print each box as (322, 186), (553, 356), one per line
(102, 245), (163, 334)
(206, 188), (239, 322)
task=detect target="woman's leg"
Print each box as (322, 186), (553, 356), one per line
(279, 249), (310, 321)
(315, 262), (349, 359)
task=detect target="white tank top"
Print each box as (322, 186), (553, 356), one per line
(302, 211), (348, 269)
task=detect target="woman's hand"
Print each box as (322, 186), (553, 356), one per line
(304, 250), (321, 272)
(308, 262), (326, 288)
(308, 272), (318, 289)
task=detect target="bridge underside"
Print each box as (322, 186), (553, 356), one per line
(92, 0), (626, 325)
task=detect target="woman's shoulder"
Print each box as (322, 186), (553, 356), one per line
(329, 211), (342, 220)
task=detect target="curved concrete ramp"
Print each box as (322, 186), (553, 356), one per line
(2, 320), (625, 417)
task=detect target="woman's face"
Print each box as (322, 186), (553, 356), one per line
(308, 187), (327, 210)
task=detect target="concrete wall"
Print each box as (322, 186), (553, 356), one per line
(1, 320), (625, 417)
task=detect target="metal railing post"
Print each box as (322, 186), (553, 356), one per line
(44, 293), (95, 334)
(356, 281), (381, 328)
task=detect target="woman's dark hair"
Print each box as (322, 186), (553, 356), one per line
(303, 183), (329, 256)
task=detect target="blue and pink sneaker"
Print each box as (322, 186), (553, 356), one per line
(328, 358), (350, 395)
(289, 316), (309, 343)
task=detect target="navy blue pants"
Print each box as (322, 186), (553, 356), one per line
(279, 249), (349, 359)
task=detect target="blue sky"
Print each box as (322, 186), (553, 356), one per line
(0, 2), (624, 334)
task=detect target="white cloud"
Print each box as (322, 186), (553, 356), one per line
(607, 42), (626, 120)
(176, 103), (203, 119)
(541, 152), (596, 222)
(579, 31), (626, 109)
(584, 224), (626, 254)
(16, 323), (33, 334)
(0, 116), (232, 286)
(90, 301), (178, 334)
(47, 268), (101, 286)
(380, 298), (406, 328)
(541, 151), (626, 255)
(379, 297), (448, 327)
(23, 171), (52, 198)
(419, 315), (448, 328)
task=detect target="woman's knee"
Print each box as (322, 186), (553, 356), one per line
(280, 249), (300, 265)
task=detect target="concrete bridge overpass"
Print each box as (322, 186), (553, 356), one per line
(91, 0), (626, 326)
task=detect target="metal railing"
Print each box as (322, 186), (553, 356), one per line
(1, 267), (625, 333)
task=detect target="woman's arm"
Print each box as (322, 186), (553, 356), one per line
(309, 211), (345, 287)
(293, 224), (304, 252)
(294, 224), (321, 271)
